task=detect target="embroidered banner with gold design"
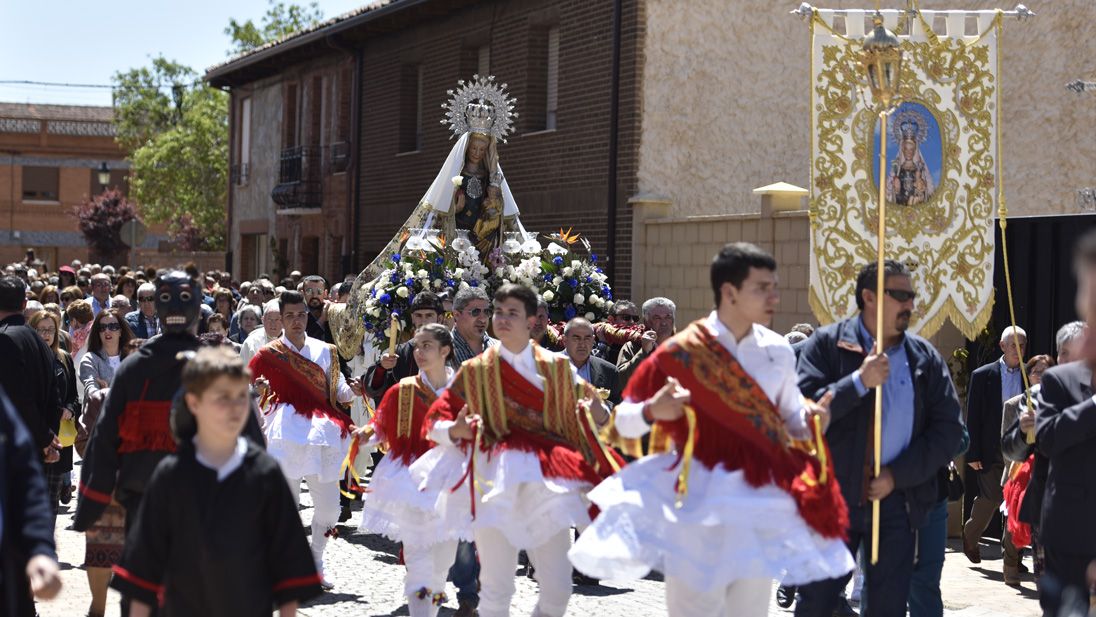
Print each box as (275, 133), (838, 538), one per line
(808, 9), (1002, 339)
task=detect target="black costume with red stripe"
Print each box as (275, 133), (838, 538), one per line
(110, 440), (322, 615)
(74, 333), (264, 531)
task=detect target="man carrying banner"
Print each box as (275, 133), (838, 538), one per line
(569, 243), (853, 617)
(249, 289), (362, 591)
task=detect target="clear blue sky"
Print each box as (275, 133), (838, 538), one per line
(0, 0), (366, 107)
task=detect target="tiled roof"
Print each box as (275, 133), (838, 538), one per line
(0, 102), (114, 122)
(206, 1), (391, 75)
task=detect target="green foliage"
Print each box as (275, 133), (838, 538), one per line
(224, 1), (324, 55)
(128, 88), (229, 251)
(112, 57), (197, 152)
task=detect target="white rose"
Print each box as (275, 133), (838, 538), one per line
(396, 286), (410, 298)
(574, 294), (585, 305)
(572, 260), (582, 269)
(543, 290), (555, 302)
(585, 312), (596, 321)
(369, 308), (381, 317)
(562, 267), (573, 277)
(605, 301), (615, 311)
(433, 278), (443, 289)
(452, 175), (463, 187)
(417, 269), (428, 279)
(459, 281), (470, 290)
(455, 268), (465, 278)
(553, 276), (563, 286)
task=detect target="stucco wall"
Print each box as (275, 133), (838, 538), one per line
(230, 80), (281, 276)
(638, 0), (1096, 217)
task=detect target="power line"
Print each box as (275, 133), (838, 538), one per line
(0, 79), (113, 89)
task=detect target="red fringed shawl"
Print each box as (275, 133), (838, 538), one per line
(625, 320), (849, 540)
(374, 375), (437, 466)
(249, 339), (353, 437)
(424, 345), (624, 485)
(1003, 455), (1034, 548)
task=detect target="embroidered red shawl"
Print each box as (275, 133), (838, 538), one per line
(249, 339), (353, 437)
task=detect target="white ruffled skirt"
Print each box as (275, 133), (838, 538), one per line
(359, 453), (460, 546)
(410, 445), (592, 549)
(568, 453), (854, 592)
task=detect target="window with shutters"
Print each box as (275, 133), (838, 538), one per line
(524, 25), (559, 133)
(398, 64), (424, 153)
(545, 27), (559, 130)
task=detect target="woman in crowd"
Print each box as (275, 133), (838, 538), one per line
(213, 287), (236, 320)
(29, 310), (80, 511)
(38, 284), (60, 306)
(78, 308), (135, 617)
(231, 304), (262, 345)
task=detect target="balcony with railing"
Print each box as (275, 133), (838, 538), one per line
(271, 146), (322, 210)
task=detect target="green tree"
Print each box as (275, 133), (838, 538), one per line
(128, 87), (229, 251)
(224, 1), (324, 55)
(112, 57), (197, 152)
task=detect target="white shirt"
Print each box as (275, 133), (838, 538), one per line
(263, 335), (354, 450)
(193, 436), (248, 482)
(239, 328), (275, 367)
(614, 312), (809, 440)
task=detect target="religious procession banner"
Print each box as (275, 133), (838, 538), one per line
(807, 8), (1003, 339)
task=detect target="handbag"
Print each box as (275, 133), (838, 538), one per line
(75, 391), (105, 458)
(946, 461), (965, 502)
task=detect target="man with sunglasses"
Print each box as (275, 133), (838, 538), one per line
(594, 300), (640, 364)
(793, 260), (963, 617)
(451, 287), (498, 363)
(124, 283), (160, 339)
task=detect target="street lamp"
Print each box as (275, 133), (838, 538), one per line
(859, 9), (902, 567)
(96, 162), (110, 188)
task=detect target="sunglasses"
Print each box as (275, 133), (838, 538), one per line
(884, 289), (917, 303)
(615, 314), (640, 323)
(138, 296), (155, 303)
(462, 307), (490, 317)
(101, 323), (122, 332)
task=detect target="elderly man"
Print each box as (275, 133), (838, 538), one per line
(562, 317), (621, 406)
(87, 273), (111, 316)
(124, 283), (160, 338)
(451, 287), (498, 363)
(240, 299), (282, 366)
(110, 295), (132, 315)
(616, 297), (676, 387)
(963, 325), (1027, 564)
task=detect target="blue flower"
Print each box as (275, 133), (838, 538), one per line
(564, 305), (577, 320)
(446, 279), (456, 288)
(595, 267), (603, 274)
(370, 288), (376, 298)
(469, 280), (479, 287)
(391, 253), (401, 263)
(379, 293), (392, 305)
(434, 257), (445, 266)
(552, 256), (564, 266)
(591, 253), (598, 262)
(389, 273), (399, 284)
(404, 278), (415, 287)
(567, 278), (579, 288)
(585, 276), (592, 283)
(543, 273), (554, 282)
(364, 321), (374, 331)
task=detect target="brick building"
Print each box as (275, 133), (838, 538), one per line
(0, 103), (154, 269)
(208, 0), (641, 296)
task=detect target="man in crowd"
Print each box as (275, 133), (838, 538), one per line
(531, 298), (563, 351)
(302, 275), (330, 341)
(88, 273), (112, 316)
(794, 260), (964, 617)
(248, 290), (362, 590)
(616, 297), (676, 386)
(451, 287), (497, 363)
(124, 282), (160, 338)
(562, 317), (621, 407)
(595, 300), (640, 365)
(0, 276), (61, 470)
(240, 300), (282, 367)
(963, 325), (1027, 564)
(1033, 230), (1096, 615)
(363, 291), (442, 402)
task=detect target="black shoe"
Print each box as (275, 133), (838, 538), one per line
(572, 570), (600, 586)
(1018, 562), (1030, 574)
(833, 597), (857, 617)
(776, 585), (797, 609)
(338, 503), (352, 523)
(60, 485), (73, 505)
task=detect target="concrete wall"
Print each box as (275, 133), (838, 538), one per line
(229, 80), (281, 280)
(637, 0), (1096, 218)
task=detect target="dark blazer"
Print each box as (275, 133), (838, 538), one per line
(575, 354), (623, 407)
(0, 386), (57, 617)
(0, 314), (60, 449)
(124, 310), (157, 339)
(363, 340), (417, 403)
(966, 360), (1006, 467)
(1034, 361), (1096, 556)
(796, 316), (964, 528)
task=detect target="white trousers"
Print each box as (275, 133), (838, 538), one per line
(287, 475), (341, 574)
(403, 539), (459, 617)
(475, 526), (573, 617)
(665, 576), (772, 617)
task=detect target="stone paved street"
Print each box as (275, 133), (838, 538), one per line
(39, 461), (1041, 617)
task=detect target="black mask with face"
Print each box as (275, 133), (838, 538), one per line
(155, 270), (201, 335)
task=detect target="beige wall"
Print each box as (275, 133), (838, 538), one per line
(638, 0), (1096, 217)
(229, 80), (281, 278)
